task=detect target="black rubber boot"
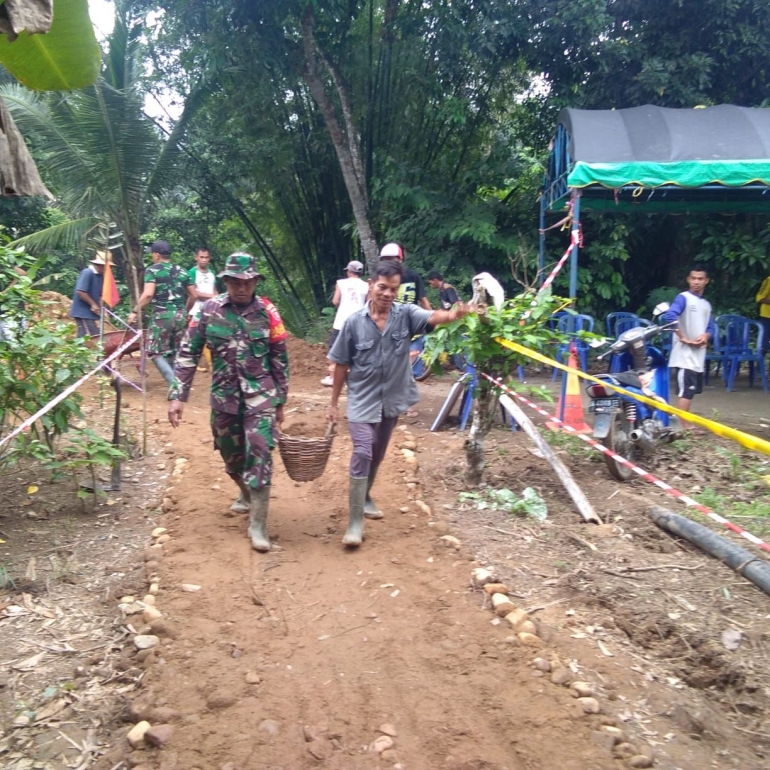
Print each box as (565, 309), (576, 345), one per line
(248, 486), (271, 552)
(343, 476), (367, 547)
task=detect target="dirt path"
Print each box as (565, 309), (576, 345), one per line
(99, 363), (622, 770)
(6, 339), (765, 769)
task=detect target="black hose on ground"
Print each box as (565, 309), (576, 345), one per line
(650, 506), (770, 597)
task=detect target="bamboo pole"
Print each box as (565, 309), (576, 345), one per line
(498, 393), (600, 524)
(129, 259), (147, 456)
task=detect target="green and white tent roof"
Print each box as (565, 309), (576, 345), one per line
(548, 105), (770, 211)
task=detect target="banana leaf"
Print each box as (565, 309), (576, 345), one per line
(0, 0), (100, 90)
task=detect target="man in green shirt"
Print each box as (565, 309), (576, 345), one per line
(168, 253), (289, 552)
(128, 240), (196, 385)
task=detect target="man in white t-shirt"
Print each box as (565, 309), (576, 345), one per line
(188, 247), (218, 320)
(321, 260), (368, 386)
(662, 264), (715, 426)
(188, 247), (219, 371)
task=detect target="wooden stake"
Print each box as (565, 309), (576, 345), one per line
(499, 394), (600, 524)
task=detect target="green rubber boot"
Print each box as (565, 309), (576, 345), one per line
(230, 474), (251, 514)
(343, 476), (367, 547)
(248, 486), (271, 552)
(364, 462), (383, 519)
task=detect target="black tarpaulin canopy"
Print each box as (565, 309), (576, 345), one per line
(543, 105), (770, 212)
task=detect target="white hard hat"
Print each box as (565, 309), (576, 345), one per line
(379, 242), (404, 260)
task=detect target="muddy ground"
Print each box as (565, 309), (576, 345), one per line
(1, 338), (769, 770)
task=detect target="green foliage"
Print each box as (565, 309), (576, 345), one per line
(682, 217), (770, 315)
(101, 1), (770, 327)
(459, 486), (548, 522)
(0, 563), (15, 590)
(423, 291), (570, 384)
(301, 307), (335, 346)
(0, 0), (100, 90)
(46, 429), (128, 507)
(2, 12), (208, 303)
(544, 428), (594, 460)
(0, 243), (96, 463)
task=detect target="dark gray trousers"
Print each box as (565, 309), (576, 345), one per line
(348, 417), (399, 478)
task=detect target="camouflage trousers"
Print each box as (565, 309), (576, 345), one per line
(211, 408), (276, 490)
(148, 309), (187, 358)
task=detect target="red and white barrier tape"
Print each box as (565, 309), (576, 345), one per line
(520, 228), (580, 323)
(481, 372), (770, 556)
(0, 331), (142, 449)
(539, 227), (580, 294)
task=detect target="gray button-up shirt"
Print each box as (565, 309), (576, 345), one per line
(328, 302), (432, 422)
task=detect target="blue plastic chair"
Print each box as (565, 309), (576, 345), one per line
(704, 318), (723, 384)
(548, 310), (569, 330)
(551, 314), (595, 380)
(715, 314), (750, 383)
(723, 319), (768, 392)
(457, 364), (517, 432)
(608, 316), (650, 372)
(605, 312), (639, 339)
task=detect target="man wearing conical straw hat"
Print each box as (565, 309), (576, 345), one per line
(69, 250), (108, 337)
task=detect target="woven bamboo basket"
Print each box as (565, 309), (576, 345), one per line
(277, 424), (336, 482)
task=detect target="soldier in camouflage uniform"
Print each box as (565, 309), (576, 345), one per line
(168, 253), (289, 552)
(128, 240), (196, 385)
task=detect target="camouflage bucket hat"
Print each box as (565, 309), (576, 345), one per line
(218, 252), (265, 280)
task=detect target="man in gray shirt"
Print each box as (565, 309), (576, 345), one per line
(328, 260), (474, 547)
(662, 264), (715, 426)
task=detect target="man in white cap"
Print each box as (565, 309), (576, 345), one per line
(69, 251), (107, 337)
(321, 260), (369, 387)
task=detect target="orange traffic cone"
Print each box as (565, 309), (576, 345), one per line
(546, 347), (591, 433)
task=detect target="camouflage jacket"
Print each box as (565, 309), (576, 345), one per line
(169, 293), (289, 415)
(144, 261), (193, 313)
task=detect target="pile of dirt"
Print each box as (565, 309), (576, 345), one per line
(279, 420), (329, 438)
(286, 334), (328, 376)
(36, 291), (72, 321)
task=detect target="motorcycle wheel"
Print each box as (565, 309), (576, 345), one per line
(603, 411), (636, 482)
(411, 348), (432, 382)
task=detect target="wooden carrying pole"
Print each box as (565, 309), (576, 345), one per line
(499, 394), (600, 524)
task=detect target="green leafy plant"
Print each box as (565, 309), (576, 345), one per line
(459, 486), (548, 522)
(0, 563), (16, 590)
(46, 429), (127, 509)
(424, 289), (574, 484)
(1, 242), (97, 465)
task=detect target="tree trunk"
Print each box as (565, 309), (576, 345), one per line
(464, 386), (497, 486)
(121, 232), (144, 308)
(300, 7), (379, 274)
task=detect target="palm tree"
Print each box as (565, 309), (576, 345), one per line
(0, 13), (203, 301)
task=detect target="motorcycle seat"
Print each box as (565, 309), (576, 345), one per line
(597, 371), (643, 390)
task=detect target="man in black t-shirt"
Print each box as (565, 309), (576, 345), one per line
(427, 270), (467, 371)
(379, 243), (431, 310)
(427, 270), (461, 310)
